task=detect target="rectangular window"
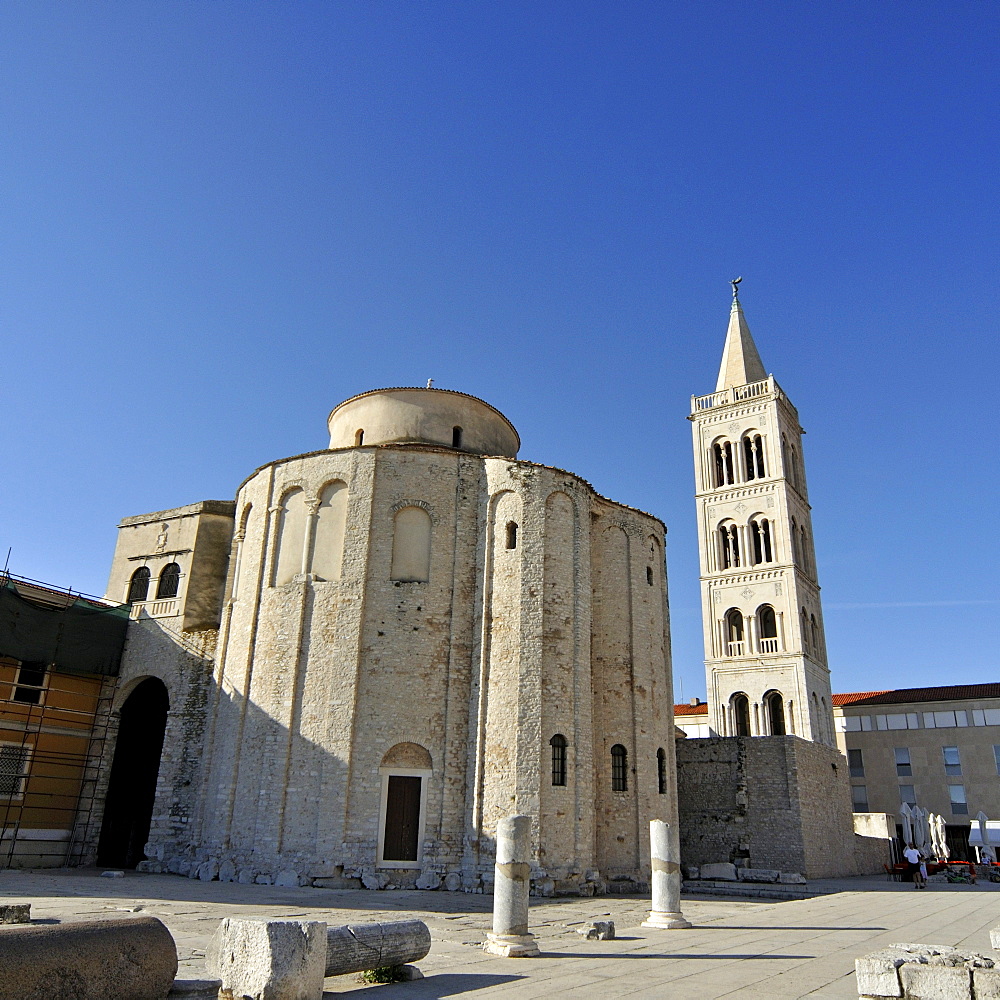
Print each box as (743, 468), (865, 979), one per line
(0, 744), (30, 798)
(848, 749), (865, 777)
(906, 713), (920, 729)
(973, 710), (986, 726)
(934, 711), (957, 728)
(985, 709), (1000, 726)
(876, 715), (888, 731)
(956, 710), (968, 727)
(923, 712), (936, 729)
(942, 746), (962, 776)
(843, 716), (861, 732)
(887, 713), (907, 730)
(949, 785), (968, 815)
(12, 661), (46, 705)
(994, 745), (1000, 776)
(899, 784), (916, 805)
(894, 747), (911, 776)
(851, 785), (869, 812)
(860, 715), (872, 731)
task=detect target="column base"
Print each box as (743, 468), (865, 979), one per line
(642, 911), (692, 930)
(483, 932), (541, 958)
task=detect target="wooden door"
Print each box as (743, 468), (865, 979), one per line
(382, 775), (421, 862)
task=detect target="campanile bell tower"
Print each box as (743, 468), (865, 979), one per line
(689, 282), (835, 745)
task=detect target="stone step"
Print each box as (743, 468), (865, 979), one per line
(681, 879), (818, 900)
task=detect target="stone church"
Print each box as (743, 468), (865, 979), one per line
(99, 386), (680, 893)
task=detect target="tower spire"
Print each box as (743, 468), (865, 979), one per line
(715, 280), (767, 392)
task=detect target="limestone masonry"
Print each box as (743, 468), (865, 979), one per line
(99, 386), (681, 894)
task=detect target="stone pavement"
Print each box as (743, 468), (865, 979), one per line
(1, 869), (999, 999)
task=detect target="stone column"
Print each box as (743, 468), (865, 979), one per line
(483, 815), (540, 957)
(642, 819), (691, 930)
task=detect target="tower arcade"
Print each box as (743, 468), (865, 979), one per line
(690, 286), (835, 745)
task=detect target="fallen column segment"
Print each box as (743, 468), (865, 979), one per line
(0, 915), (178, 1000)
(209, 917), (432, 1000)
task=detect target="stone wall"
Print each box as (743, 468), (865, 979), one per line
(676, 734), (888, 879)
(173, 441), (678, 892)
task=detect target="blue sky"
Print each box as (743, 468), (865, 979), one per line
(2, 1), (996, 699)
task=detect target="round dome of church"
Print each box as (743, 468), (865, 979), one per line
(328, 387), (520, 457)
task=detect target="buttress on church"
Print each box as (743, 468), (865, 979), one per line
(2, 292), (867, 886)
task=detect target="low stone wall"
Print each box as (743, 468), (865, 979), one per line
(856, 943), (998, 999)
(676, 735), (891, 879)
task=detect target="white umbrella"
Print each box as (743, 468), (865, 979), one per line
(899, 803), (914, 847)
(912, 806), (930, 856)
(933, 813), (949, 859)
(976, 811), (993, 863)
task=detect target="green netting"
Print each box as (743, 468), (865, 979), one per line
(0, 582), (130, 677)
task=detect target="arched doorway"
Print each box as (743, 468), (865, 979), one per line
(97, 678), (169, 868)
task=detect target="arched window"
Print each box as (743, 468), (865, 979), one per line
(781, 433), (792, 484)
(732, 693), (751, 736)
(390, 506), (432, 582)
(713, 440), (735, 487)
(313, 481), (348, 581)
(126, 567), (150, 604)
(452, 426), (463, 448)
(657, 747), (667, 794)
(273, 488), (307, 586)
(800, 525), (809, 574)
(725, 608), (745, 656)
(790, 517), (800, 564)
(757, 603), (778, 653)
(505, 522), (518, 550)
(646, 566), (654, 585)
(750, 517), (773, 565)
(765, 690), (786, 735)
(355, 429), (364, 446)
(811, 613), (820, 652)
(801, 607), (810, 652)
(742, 433), (766, 480)
(611, 744), (628, 791)
(155, 563), (180, 599)
(718, 522), (740, 569)
(550, 734), (567, 787)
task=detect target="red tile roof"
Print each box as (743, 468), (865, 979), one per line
(674, 702), (709, 716)
(833, 684), (1000, 707)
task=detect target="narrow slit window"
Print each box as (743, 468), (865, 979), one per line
(452, 426), (462, 448)
(657, 747), (667, 794)
(505, 522), (518, 550)
(550, 734), (567, 786)
(611, 744), (628, 791)
(646, 566), (653, 585)
(355, 429), (364, 446)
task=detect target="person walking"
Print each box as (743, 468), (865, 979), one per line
(903, 844), (926, 889)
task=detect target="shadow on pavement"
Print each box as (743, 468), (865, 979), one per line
(323, 973), (523, 997)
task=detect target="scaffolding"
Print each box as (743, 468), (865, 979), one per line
(0, 671), (116, 869)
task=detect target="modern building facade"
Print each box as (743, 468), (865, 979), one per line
(834, 684), (1000, 858)
(689, 284), (835, 745)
